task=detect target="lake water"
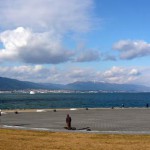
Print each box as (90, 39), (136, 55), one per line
(0, 93), (150, 109)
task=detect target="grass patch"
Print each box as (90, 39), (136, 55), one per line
(0, 128), (150, 150)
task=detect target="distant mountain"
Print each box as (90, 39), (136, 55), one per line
(64, 81), (150, 92)
(0, 77), (43, 90)
(0, 77), (150, 92)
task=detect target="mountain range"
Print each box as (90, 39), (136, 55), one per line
(0, 76), (150, 92)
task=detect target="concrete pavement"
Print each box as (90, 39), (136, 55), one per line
(1, 108), (150, 134)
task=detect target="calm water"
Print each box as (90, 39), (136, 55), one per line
(0, 93), (150, 109)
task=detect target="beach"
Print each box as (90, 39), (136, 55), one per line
(1, 108), (150, 134)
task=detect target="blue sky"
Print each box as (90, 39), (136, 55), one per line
(0, 0), (150, 86)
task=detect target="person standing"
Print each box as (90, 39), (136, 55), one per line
(66, 114), (72, 129)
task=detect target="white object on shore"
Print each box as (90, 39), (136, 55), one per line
(36, 109), (46, 112)
(70, 108), (77, 110)
(30, 91), (35, 94)
(0, 110), (7, 114)
(1, 112), (7, 114)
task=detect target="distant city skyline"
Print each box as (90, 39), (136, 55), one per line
(0, 0), (150, 86)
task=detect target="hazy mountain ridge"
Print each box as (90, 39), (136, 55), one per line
(65, 81), (150, 92)
(0, 77), (43, 90)
(0, 77), (150, 92)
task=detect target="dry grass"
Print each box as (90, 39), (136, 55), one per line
(0, 129), (150, 150)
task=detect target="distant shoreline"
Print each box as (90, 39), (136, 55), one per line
(1, 107), (150, 113)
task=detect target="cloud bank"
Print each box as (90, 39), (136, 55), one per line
(0, 65), (144, 85)
(113, 40), (150, 59)
(0, 0), (94, 33)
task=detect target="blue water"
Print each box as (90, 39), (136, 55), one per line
(0, 93), (150, 109)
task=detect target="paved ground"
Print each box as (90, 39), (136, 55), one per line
(1, 108), (150, 134)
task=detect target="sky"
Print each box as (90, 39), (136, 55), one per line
(0, 0), (150, 86)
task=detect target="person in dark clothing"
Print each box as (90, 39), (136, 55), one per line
(66, 114), (72, 129)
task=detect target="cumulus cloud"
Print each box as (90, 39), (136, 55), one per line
(0, 0), (100, 64)
(0, 65), (59, 82)
(0, 27), (73, 64)
(102, 66), (141, 84)
(0, 27), (105, 64)
(113, 40), (150, 59)
(128, 69), (141, 76)
(0, 0), (94, 33)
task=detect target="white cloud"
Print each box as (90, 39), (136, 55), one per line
(0, 27), (105, 64)
(0, 65), (147, 85)
(113, 40), (150, 59)
(0, 65), (95, 83)
(102, 66), (141, 84)
(0, 0), (94, 33)
(129, 69), (140, 76)
(0, 27), (73, 64)
(0, 0), (100, 64)
(0, 65), (58, 82)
